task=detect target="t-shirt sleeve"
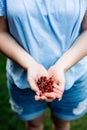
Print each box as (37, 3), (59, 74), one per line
(0, 0), (6, 17)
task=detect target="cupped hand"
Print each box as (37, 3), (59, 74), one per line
(48, 63), (66, 100)
(27, 60), (48, 93)
(27, 60), (56, 102)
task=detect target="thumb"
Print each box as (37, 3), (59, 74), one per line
(28, 77), (40, 94)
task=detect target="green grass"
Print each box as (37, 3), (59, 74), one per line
(0, 53), (87, 130)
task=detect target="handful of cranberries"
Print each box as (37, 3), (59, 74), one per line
(36, 76), (54, 94)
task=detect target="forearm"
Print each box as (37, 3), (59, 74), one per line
(0, 32), (35, 70)
(56, 31), (87, 72)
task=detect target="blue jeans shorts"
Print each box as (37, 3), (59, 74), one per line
(7, 74), (87, 121)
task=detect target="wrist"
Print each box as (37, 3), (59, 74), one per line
(55, 58), (69, 73)
(23, 54), (37, 71)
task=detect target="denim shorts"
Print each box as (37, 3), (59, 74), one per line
(7, 73), (87, 121)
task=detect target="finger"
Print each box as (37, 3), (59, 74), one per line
(35, 95), (53, 102)
(41, 96), (55, 102)
(40, 95), (48, 101)
(53, 88), (63, 100)
(55, 93), (63, 101)
(28, 77), (40, 93)
(35, 94), (55, 102)
(45, 98), (54, 102)
(43, 92), (56, 99)
(53, 83), (64, 93)
(53, 88), (63, 95)
(35, 95), (41, 101)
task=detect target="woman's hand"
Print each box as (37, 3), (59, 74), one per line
(27, 60), (57, 102)
(48, 63), (65, 100)
(27, 59), (60, 102)
(27, 60), (48, 94)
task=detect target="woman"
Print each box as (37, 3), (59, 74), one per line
(0, 0), (87, 130)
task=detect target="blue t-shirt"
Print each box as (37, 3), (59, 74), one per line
(0, 0), (87, 90)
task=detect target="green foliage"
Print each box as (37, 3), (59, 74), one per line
(0, 54), (87, 130)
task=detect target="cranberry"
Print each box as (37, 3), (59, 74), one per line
(36, 76), (54, 93)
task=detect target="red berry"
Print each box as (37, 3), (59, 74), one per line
(36, 76), (54, 94)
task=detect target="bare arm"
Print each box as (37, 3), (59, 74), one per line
(48, 11), (87, 96)
(55, 11), (87, 72)
(0, 17), (35, 70)
(0, 16), (59, 101)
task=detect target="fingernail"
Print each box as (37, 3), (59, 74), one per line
(58, 97), (62, 101)
(35, 96), (40, 101)
(36, 92), (40, 96)
(35, 98), (39, 101)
